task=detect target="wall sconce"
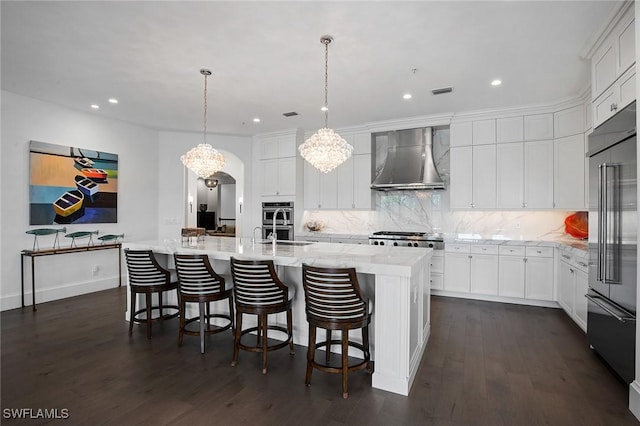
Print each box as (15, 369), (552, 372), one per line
(238, 196), (243, 214)
(188, 195), (194, 213)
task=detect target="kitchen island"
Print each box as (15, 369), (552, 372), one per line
(123, 237), (432, 396)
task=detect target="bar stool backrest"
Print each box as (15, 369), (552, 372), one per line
(174, 254), (225, 296)
(302, 264), (367, 323)
(124, 249), (169, 286)
(230, 257), (288, 307)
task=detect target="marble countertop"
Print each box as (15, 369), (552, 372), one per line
(124, 237), (432, 278)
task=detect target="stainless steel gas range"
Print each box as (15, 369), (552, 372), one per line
(369, 231), (444, 249)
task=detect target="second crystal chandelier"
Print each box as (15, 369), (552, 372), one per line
(299, 35), (353, 174)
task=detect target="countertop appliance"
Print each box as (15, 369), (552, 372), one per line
(369, 231), (444, 249)
(587, 101), (637, 384)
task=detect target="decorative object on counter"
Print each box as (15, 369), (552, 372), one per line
(29, 140), (118, 225)
(25, 227), (67, 251)
(181, 69), (226, 179)
(199, 203), (207, 212)
(65, 230), (99, 248)
(181, 227), (206, 245)
(564, 212), (588, 239)
(299, 35), (353, 174)
(97, 233), (124, 244)
(305, 220), (323, 232)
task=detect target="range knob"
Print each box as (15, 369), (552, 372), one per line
(407, 242), (412, 247)
(373, 241), (379, 245)
(414, 243), (419, 247)
(380, 241), (385, 245)
(428, 243), (434, 248)
(393, 242), (398, 246)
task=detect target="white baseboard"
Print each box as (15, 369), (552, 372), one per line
(431, 290), (560, 309)
(1, 275), (122, 311)
(629, 381), (640, 420)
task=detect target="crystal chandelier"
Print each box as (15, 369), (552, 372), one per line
(299, 35), (353, 174)
(181, 69), (226, 179)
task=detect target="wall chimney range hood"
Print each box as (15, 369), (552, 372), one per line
(371, 127), (445, 191)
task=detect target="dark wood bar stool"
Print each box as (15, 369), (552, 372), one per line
(301, 264), (372, 399)
(124, 249), (179, 339)
(174, 254), (234, 354)
(230, 257), (294, 374)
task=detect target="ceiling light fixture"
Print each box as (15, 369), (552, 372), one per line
(253, 118), (261, 123)
(491, 79), (502, 86)
(204, 177), (219, 190)
(403, 93), (412, 100)
(299, 35), (353, 174)
(90, 104), (99, 109)
(181, 69), (226, 179)
(108, 98), (118, 104)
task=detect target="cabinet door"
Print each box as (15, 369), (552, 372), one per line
(450, 147), (473, 208)
(496, 143), (524, 208)
(557, 260), (575, 315)
(472, 145), (496, 208)
(593, 88), (617, 127)
(618, 67), (636, 110)
(261, 139), (279, 159)
(470, 254), (498, 295)
(525, 256), (554, 301)
(554, 134), (585, 209)
(337, 156), (355, 209)
(554, 105), (585, 138)
(278, 137), (297, 158)
(450, 122), (473, 147)
(303, 161), (321, 209)
(261, 159), (278, 195)
(524, 140), (554, 208)
(592, 43), (616, 99)
(352, 133), (372, 155)
(353, 154), (372, 209)
(524, 114), (554, 141)
(473, 119), (496, 145)
(277, 157), (296, 196)
(444, 253), (470, 293)
(319, 168), (338, 209)
(574, 268), (588, 331)
(498, 255), (525, 298)
(496, 116), (524, 144)
(617, 12), (635, 77)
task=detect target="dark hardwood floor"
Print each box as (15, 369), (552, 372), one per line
(2, 289), (638, 425)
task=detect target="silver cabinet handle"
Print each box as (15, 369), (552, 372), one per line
(610, 103), (618, 112)
(561, 254), (571, 260)
(577, 261), (587, 268)
(586, 294), (635, 323)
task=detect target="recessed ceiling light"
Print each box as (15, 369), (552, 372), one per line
(403, 93), (412, 100)
(321, 106), (328, 112)
(90, 104), (100, 109)
(253, 118), (261, 123)
(108, 98), (118, 104)
(491, 79), (502, 86)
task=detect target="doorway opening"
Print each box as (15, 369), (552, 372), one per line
(197, 171), (236, 236)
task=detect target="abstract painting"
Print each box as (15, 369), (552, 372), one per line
(29, 141), (118, 225)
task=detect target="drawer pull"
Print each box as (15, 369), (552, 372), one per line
(536, 250), (542, 254)
(561, 254), (571, 260)
(577, 261), (588, 268)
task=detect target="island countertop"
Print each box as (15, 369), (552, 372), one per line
(124, 237), (432, 277)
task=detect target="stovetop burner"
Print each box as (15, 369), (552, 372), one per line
(369, 231), (444, 248)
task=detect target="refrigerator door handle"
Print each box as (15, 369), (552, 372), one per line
(586, 294), (636, 323)
(597, 163), (605, 282)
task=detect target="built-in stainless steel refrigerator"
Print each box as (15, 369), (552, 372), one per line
(587, 101), (637, 384)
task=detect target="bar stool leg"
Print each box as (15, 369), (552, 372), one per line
(228, 297), (235, 334)
(129, 289), (135, 336)
(199, 301), (206, 354)
(261, 313), (268, 374)
(287, 308), (294, 354)
(145, 293), (152, 339)
(342, 330), (349, 399)
(231, 310), (242, 367)
(326, 329), (332, 363)
(363, 325), (372, 372)
(305, 326), (316, 386)
(159, 291), (163, 319)
(178, 297), (185, 347)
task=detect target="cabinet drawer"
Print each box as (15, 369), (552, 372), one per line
(430, 255), (444, 274)
(526, 246), (554, 258)
(499, 245), (525, 257)
(445, 243), (470, 253)
(470, 245), (498, 255)
(430, 274), (444, 290)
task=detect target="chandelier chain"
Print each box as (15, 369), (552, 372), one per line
(203, 72), (208, 143)
(324, 38), (329, 128)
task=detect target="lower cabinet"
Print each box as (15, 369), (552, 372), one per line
(498, 245), (555, 301)
(430, 250), (444, 290)
(444, 244), (498, 295)
(557, 249), (588, 332)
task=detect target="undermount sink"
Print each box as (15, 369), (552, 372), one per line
(258, 240), (313, 246)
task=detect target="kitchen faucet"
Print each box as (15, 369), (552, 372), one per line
(272, 208), (288, 249)
(252, 226), (263, 247)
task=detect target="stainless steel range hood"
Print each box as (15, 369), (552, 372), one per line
(371, 127), (445, 191)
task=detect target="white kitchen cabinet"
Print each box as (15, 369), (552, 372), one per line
(472, 144), (496, 208)
(261, 156), (296, 196)
(444, 244), (471, 293)
(348, 132), (372, 155)
(496, 116), (524, 144)
(593, 65), (635, 128)
(260, 136), (296, 159)
(524, 247), (555, 301)
(430, 251), (444, 290)
(450, 146), (473, 209)
(523, 140), (554, 208)
(557, 249), (589, 332)
(554, 105), (585, 138)
(450, 121), (473, 147)
(303, 161), (337, 209)
(337, 154), (372, 210)
(472, 119), (496, 145)
(496, 142), (524, 209)
(469, 245), (499, 295)
(591, 3), (635, 100)
(554, 134), (585, 210)
(524, 114), (554, 141)
(498, 246), (526, 298)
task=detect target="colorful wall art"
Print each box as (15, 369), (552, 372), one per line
(29, 141), (118, 225)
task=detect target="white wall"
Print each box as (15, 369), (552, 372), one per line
(220, 184), (236, 219)
(1, 91), (160, 310)
(157, 131), (252, 240)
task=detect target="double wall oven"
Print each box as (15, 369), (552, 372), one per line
(262, 201), (294, 241)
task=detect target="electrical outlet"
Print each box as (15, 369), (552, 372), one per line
(92, 265), (100, 276)
(514, 222), (521, 229)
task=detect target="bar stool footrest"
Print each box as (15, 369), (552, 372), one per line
(311, 339), (370, 374)
(238, 325), (292, 353)
(182, 314), (233, 337)
(132, 305), (180, 324)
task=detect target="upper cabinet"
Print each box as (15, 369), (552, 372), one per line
(496, 116), (524, 144)
(524, 114), (554, 141)
(255, 131), (303, 199)
(450, 121), (473, 147)
(472, 119), (496, 145)
(589, 2), (635, 128)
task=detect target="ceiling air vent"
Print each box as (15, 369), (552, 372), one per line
(431, 87), (453, 95)
(282, 111), (299, 117)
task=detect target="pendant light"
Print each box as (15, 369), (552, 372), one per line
(181, 69), (226, 179)
(299, 35), (353, 174)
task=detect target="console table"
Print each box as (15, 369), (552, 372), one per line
(21, 243), (122, 311)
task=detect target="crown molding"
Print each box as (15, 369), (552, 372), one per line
(580, 0), (633, 60)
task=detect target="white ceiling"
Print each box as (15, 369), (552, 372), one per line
(1, 1), (619, 136)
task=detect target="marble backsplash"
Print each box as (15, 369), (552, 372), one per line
(301, 128), (584, 242)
